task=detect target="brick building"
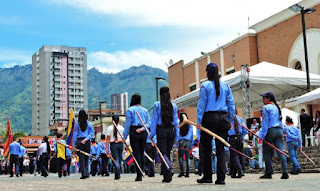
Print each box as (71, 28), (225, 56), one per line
(168, 0), (320, 123)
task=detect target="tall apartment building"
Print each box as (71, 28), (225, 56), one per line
(32, 45), (88, 136)
(111, 92), (128, 115)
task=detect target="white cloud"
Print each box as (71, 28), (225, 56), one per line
(88, 49), (181, 73)
(50, 0), (300, 28)
(0, 49), (31, 68)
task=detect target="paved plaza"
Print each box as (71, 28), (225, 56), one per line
(0, 173), (319, 191)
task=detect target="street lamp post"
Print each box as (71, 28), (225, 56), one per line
(155, 77), (166, 101)
(289, 4), (316, 91)
(99, 101), (106, 134)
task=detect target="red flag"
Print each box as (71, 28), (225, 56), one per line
(3, 117), (13, 159)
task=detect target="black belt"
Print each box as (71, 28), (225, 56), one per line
(205, 111), (228, 115)
(11, 154), (18, 156)
(272, 126), (281, 129)
(130, 126), (143, 134)
(157, 124), (174, 129)
(77, 137), (86, 140)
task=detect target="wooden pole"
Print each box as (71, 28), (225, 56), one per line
(136, 112), (170, 169)
(112, 121), (144, 176)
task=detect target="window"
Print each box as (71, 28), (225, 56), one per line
(226, 69), (235, 75)
(294, 62), (302, 71)
(190, 85), (196, 92)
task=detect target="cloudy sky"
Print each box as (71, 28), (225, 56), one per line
(0, 0), (301, 73)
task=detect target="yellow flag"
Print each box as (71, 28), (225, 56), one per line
(57, 142), (66, 160)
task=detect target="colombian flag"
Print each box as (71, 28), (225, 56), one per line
(124, 146), (134, 166)
(67, 108), (76, 146)
(3, 117), (13, 159)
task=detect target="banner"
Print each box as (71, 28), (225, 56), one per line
(3, 117), (12, 159)
(67, 108), (75, 146)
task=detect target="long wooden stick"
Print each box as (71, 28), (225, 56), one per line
(178, 114), (231, 147)
(238, 123), (289, 158)
(300, 150), (316, 166)
(58, 141), (98, 159)
(136, 112), (170, 169)
(100, 141), (118, 167)
(179, 114), (253, 160)
(112, 121), (144, 176)
(144, 151), (154, 163)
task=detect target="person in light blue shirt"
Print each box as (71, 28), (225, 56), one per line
(176, 112), (194, 178)
(65, 145), (72, 176)
(196, 62), (235, 185)
(123, 93), (149, 181)
(98, 134), (110, 177)
(9, 137), (21, 177)
(19, 142), (26, 176)
(54, 133), (67, 177)
(90, 138), (100, 176)
(73, 109), (94, 179)
(228, 111), (247, 179)
(149, 86), (179, 183)
(284, 116), (302, 175)
(259, 92), (288, 179)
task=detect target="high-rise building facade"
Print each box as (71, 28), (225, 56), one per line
(111, 92), (128, 115)
(32, 45), (88, 136)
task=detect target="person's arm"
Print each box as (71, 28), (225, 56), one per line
(83, 122), (94, 143)
(123, 109), (132, 140)
(260, 107), (269, 140)
(106, 136), (111, 153)
(37, 147), (43, 161)
(149, 103), (158, 139)
(197, 84), (207, 126)
(226, 85), (235, 125)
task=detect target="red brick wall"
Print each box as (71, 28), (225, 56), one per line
(168, 60), (184, 99)
(256, 4), (320, 66)
(183, 64), (196, 94)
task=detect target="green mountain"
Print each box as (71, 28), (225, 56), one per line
(0, 65), (168, 134)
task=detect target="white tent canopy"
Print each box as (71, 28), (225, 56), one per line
(297, 87), (320, 105)
(173, 62), (320, 109)
(281, 108), (299, 126)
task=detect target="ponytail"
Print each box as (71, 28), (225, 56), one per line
(160, 86), (173, 126)
(44, 136), (50, 154)
(269, 96), (282, 120)
(207, 68), (220, 100)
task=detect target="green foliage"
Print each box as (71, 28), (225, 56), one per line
(0, 64), (168, 134)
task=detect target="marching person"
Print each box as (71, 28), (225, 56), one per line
(259, 92), (289, 179)
(98, 134), (110, 177)
(106, 115), (124, 180)
(228, 110), (247, 178)
(283, 116), (302, 175)
(54, 133), (67, 177)
(196, 62), (235, 185)
(65, 143), (72, 176)
(144, 132), (156, 177)
(90, 138), (100, 176)
(72, 109), (94, 179)
(149, 86), (179, 183)
(176, 112), (194, 178)
(37, 136), (51, 177)
(123, 93), (149, 181)
(9, 137), (21, 177)
(19, 141), (26, 176)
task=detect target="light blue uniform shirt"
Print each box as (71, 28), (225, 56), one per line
(9, 142), (21, 155)
(98, 141), (107, 155)
(175, 124), (194, 147)
(260, 104), (282, 140)
(19, 145), (26, 157)
(123, 105), (150, 140)
(284, 125), (302, 148)
(66, 147), (72, 157)
(196, 129), (201, 141)
(229, 115), (248, 137)
(197, 80), (235, 125)
(212, 139), (216, 153)
(149, 101), (179, 139)
(91, 144), (100, 156)
(72, 121), (94, 146)
(146, 134), (157, 144)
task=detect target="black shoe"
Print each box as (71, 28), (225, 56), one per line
(290, 171), (299, 175)
(178, 173), (184, 177)
(162, 178), (168, 183)
(236, 170), (244, 178)
(260, 174), (272, 179)
(297, 169), (302, 173)
(63, 171), (67, 177)
(215, 180), (225, 185)
(166, 170), (174, 182)
(197, 177), (213, 183)
(185, 172), (189, 177)
(86, 175), (89, 178)
(148, 174), (155, 177)
(9, 175), (13, 177)
(281, 173), (289, 179)
(135, 176), (142, 181)
(20, 174), (23, 177)
(115, 174), (121, 180)
(105, 172), (110, 176)
(16, 174), (19, 177)
(231, 171), (237, 178)
(80, 176), (86, 179)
